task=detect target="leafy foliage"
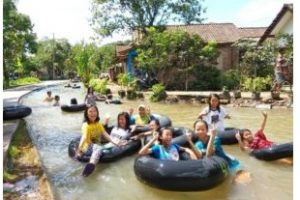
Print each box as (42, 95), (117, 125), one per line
(242, 76), (273, 92)
(10, 77), (41, 88)
(3, 0), (37, 87)
(150, 83), (167, 102)
(222, 69), (240, 90)
(89, 78), (108, 94)
(136, 28), (219, 90)
(91, 0), (206, 36)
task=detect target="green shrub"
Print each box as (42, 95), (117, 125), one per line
(242, 76), (273, 92)
(191, 66), (222, 90)
(89, 78), (108, 94)
(151, 83), (167, 102)
(222, 69), (240, 90)
(10, 77), (41, 87)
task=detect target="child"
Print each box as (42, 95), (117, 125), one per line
(198, 93), (230, 132)
(187, 119), (240, 171)
(77, 105), (120, 177)
(53, 95), (60, 106)
(84, 87), (97, 106)
(104, 112), (132, 148)
(43, 91), (54, 102)
(235, 111), (273, 152)
(139, 128), (197, 161)
(131, 119), (160, 144)
(272, 47), (288, 92)
(132, 104), (151, 126)
(128, 108), (135, 125)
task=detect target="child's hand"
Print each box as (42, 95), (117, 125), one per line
(120, 140), (128, 146)
(104, 114), (110, 124)
(262, 111), (268, 118)
(225, 114), (231, 119)
(235, 130), (241, 141)
(128, 108), (134, 115)
(185, 131), (193, 142)
(76, 150), (82, 158)
(153, 131), (159, 140)
(211, 123), (217, 136)
(198, 111), (208, 119)
(130, 135), (139, 140)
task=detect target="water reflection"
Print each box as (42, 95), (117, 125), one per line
(21, 84), (293, 200)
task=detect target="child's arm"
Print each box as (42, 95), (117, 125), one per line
(179, 147), (198, 160)
(138, 132), (159, 155)
(235, 132), (246, 152)
(206, 128), (216, 157)
(186, 132), (203, 159)
(130, 130), (152, 140)
(258, 111), (268, 132)
(198, 108), (209, 119)
(102, 131), (120, 146)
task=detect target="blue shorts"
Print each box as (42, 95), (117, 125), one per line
(275, 72), (286, 85)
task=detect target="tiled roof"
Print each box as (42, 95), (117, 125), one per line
(165, 23), (266, 44)
(116, 45), (133, 56)
(165, 23), (240, 44)
(238, 27), (267, 39)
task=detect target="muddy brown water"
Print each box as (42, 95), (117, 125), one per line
(20, 84), (293, 200)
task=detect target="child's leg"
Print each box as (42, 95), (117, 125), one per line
(82, 144), (102, 177)
(90, 144), (102, 164)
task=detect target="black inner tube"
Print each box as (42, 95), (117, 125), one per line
(68, 137), (141, 163)
(134, 155), (229, 191)
(250, 142), (293, 161)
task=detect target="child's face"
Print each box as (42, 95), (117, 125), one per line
(87, 107), (98, 122)
(210, 96), (219, 108)
(195, 121), (208, 139)
(149, 121), (159, 131)
(138, 108), (146, 116)
(118, 115), (127, 128)
(47, 92), (52, 97)
(160, 129), (173, 145)
(242, 130), (254, 142)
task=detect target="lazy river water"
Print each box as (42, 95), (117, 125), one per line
(20, 84), (293, 200)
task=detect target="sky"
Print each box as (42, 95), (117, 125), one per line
(16, 0), (294, 45)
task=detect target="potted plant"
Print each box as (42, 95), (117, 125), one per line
(117, 73), (128, 98)
(242, 77), (269, 100)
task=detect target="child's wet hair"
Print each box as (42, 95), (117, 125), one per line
(117, 112), (130, 130)
(83, 105), (100, 124)
(208, 93), (221, 112)
(193, 119), (209, 130)
(54, 95), (60, 100)
(151, 118), (161, 127)
(239, 129), (251, 142)
(157, 127), (173, 143)
(47, 91), (52, 95)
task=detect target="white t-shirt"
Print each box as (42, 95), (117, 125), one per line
(110, 127), (130, 142)
(201, 106), (228, 132)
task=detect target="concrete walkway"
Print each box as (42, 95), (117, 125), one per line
(3, 80), (68, 161)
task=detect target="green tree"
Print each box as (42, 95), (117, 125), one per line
(136, 28), (219, 90)
(91, 0), (206, 36)
(73, 43), (98, 87)
(32, 38), (72, 80)
(3, 0), (37, 87)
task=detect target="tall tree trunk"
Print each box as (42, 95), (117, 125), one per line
(3, 61), (10, 88)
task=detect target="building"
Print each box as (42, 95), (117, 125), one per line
(113, 23), (267, 78)
(258, 3), (293, 45)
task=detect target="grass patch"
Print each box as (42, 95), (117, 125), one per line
(8, 77), (41, 89)
(3, 169), (18, 182)
(5, 121), (40, 179)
